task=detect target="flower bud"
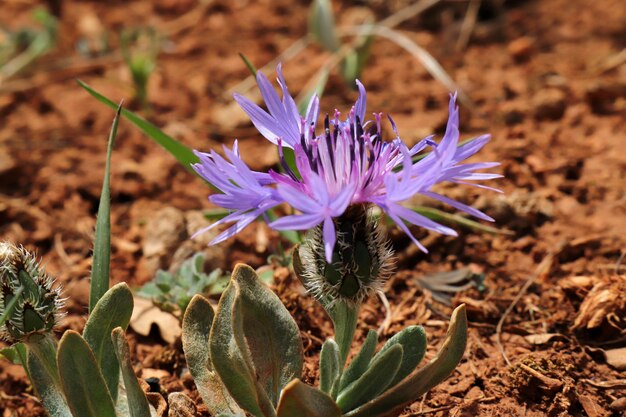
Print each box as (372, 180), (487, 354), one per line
(295, 205), (394, 306)
(0, 242), (64, 343)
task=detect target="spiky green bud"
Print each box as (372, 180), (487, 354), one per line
(295, 204), (394, 306)
(0, 242), (64, 343)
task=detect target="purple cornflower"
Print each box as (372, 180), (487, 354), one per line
(192, 66), (500, 263)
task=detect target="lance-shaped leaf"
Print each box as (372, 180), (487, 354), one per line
(233, 264), (303, 405)
(77, 80), (199, 173)
(308, 0), (340, 52)
(90, 103), (121, 312)
(24, 341), (72, 417)
(338, 329), (378, 392)
(374, 325), (427, 387)
(319, 339), (340, 394)
(111, 327), (151, 417)
(182, 295), (243, 416)
(336, 345), (403, 413)
(277, 379), (341, 417)
(210, 276), (266, 417)
(345, 305), (468, 417)
(83, 282), (133, 402)
(57, 331), (117, 417)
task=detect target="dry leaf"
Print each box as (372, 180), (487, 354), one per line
(130, 297), (181, 344)
(524, 333), (567, 345)
(578, 393), (607, 417)
(604, 347), (626, 370)
(573, 275), (626, 330)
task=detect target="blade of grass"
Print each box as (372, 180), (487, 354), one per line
(89, 103), (121, 312)
(239, 53), (258, 77)
(77, 80), (199, 173)
(411, 206), (512, 235)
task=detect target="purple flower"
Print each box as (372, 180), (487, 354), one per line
(193, 66), (501, 262)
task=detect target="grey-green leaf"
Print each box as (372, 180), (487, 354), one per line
(210, 271), (268, 417)
(276, 379), (341, 417)
(375, 325), (427, 387)
(89, 102), (121, 312)
(336, 344), (403, 413)
(111, 327), (151, 417)
(57, 331), (117, 417)
(319, 339), (340, 394)
(308, 0), (340, 52)
(232, 264), (303, 406)
(27, 350), (72, 417)
(182, 295), (243, 416)
(345, 305), (468, 417)
(338, 329), (378, 392)
(83, 282), (133, 403)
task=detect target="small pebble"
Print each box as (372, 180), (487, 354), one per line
(533, 89), (567, 120)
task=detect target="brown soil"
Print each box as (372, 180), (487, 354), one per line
(1, 0), (626, 416)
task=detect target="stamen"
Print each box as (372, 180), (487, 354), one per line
(277, 138), (298, 181)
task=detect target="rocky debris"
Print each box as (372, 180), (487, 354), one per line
(532, 89), (567, 120)
(508, 36), (535, 63)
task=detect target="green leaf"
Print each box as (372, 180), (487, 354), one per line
(182, 295), (243, 416)
(0, 346), (20, 364)
(111, 328), (151, 417)
(210, 272), (269, 417)
(89, 102), (121, 312)
(319, 339), (340, 394)
(345, 305), (468, 417)
(77, 80), (199, 173)
(338, 329), (378, 392)
(83, 282), (134, 402)
(336, 344), (403, 413)
(57, 331), (117, 417)
(27, 349), (72, 417)
(309, 0), (340, 52)
(375, 326), (427, 388)
(277, 379), (341, 417)
(234, 264), (303, 405)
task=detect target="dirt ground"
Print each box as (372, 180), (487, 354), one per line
(1, 0), (625, 416)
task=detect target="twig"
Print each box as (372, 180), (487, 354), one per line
(379, 0), (441, 28)
(518, 363), (564, 390)
(377, 290), (393, 334)
(495, 244), (562, 366)
(455, 0), (481, 51)
(615, 249), (625, 274)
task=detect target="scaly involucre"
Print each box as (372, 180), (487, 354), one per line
(192, 65), (501, 261)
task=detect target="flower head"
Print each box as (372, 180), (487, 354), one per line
(193, 66), (500, 265)
(0, 242), (64, 343)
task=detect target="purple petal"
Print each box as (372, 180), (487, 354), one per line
(233, 93), (285, 146)
(276, 183), (321, 213)
(270, 213), (324, 230)
(354, 80), (367, 122)
(423, 191), (494, 222)
(323, 217), (336, 263)
(389, 203), (458, 236)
